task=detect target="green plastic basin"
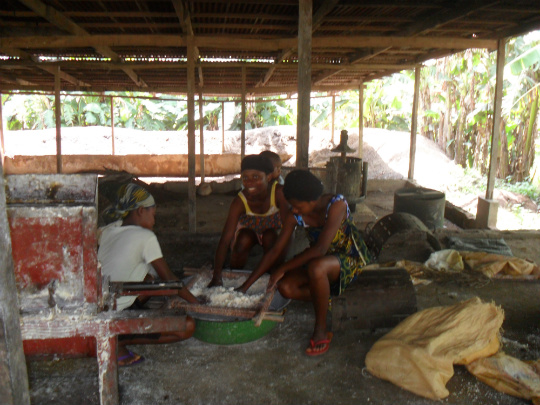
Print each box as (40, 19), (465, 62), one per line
(193, 318), (277, 345)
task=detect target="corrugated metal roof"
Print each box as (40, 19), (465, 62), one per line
(1, 0), (539, 96)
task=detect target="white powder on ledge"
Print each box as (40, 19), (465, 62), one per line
(189, 273), (269, 308)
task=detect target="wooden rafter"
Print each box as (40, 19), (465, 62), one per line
(0, 47), (90, 87)
(0, 1), (537, 94)
(256, 0), (339, 87)
(16, 0), (147, 87)
(0, 34), (498, 51)
(172, 0), (203, 86)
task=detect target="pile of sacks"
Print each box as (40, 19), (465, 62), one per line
(365, 297), (540, 404)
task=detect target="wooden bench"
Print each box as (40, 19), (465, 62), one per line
(6, 174), (190, 405)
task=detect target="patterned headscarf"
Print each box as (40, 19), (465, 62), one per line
(104, 183), (155, 222)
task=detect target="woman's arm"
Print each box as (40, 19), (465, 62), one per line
(267, 199), (347, 289)
(208, 196), (244, 286)
(151, 257), (200, 304)
(274, 185), (290, 224)
(236, 210), (297, 293)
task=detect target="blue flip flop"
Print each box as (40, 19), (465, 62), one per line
(118, 350), (145, 367)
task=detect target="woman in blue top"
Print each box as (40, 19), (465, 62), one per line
(238, 169), (371, 356)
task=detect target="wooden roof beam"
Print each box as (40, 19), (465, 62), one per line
(17, 0), (147, 88)
(257, 0), (339, 87)
(314, 45), (391, 85)
(399, 0), (500, 36)
(172, 0), (203, 86)
(0, 58), (414, 72)
(0, 73), (36, 86)
(0, 47), (90, 87)
(0, 34), (497, 51)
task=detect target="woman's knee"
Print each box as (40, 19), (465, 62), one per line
(306, 260), (326, 280)
(261, 229), (278, 251)
(232, 230), (256, 254)
(277, 283), (292, 298)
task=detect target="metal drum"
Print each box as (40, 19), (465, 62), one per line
(394, 187), (446, 230)
(326, 157), (367, 211)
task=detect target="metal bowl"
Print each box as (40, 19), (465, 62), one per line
(191, 291), (289, 345)
(193, 317), (277, 345)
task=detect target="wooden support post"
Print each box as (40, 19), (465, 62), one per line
(110, 96), (115, 156)
(0, 93), (4, 167)
(477, 39), (505, 228)
(96, 335), (118, 405)
(296, 0), (312, 169)
(221, 101), (225, 154)
(187, 37), (197, 233)
(331, 92), (336, 144)
(241, 67), (246, 161)
(55, 66), (62, 173)
(358, 82), (364, 159)
(0, 160), (30, 405)
(199, 91), (205, 184)
(486, 39), (505, 200)
(408, 66), (421, 180)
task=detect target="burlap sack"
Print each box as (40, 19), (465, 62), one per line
(467, 352), (540, 403)
(460, 251), (539, 278)
(365, 297), (504, 400)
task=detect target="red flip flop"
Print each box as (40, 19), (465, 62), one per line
(306, 332), (333, 357)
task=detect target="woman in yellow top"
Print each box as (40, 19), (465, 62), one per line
(208, 154), (289, 287)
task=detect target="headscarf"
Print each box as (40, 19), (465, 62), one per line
(103, 183), (155, 222)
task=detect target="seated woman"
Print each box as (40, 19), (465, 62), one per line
(208, 154), (289, 287)
(237, 169), (371, 356)
(98, 183), (201, 366)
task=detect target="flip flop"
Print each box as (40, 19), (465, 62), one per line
(118, 350), (145, 367)
(306, 332), (333, 357)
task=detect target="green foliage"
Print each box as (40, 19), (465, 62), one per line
(229, 99), (294, 130)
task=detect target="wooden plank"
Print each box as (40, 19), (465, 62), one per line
(296, 0), (312, 169)
(0, 34), (498, 51)
(16, 0), (146, 88)
(408, 65), (421, 180)
(20, 311), (190, 340)
(96, 335), (118, 405)
(0, 160), (30, 405)
(331, 268), (417, 331)
(0, 317), (15, 405)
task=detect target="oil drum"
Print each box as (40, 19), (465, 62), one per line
(394, 187), (445, 229)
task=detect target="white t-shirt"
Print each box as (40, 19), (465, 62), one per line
(98, 221), (163, 310)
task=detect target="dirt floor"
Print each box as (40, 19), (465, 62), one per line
(26, 178), (540, 405)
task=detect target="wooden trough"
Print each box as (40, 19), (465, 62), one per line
(171, 269), (284, 345)
(331, 268), (417, 331)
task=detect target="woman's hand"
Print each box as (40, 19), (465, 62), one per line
(207, 276), (223, 288)
(234, 284), (248, 294)
(267, 267), (286, 292)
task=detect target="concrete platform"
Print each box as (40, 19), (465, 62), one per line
(27, 179), (540, 405)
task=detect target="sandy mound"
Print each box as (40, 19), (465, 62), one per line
(3, 125), (538, 230)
